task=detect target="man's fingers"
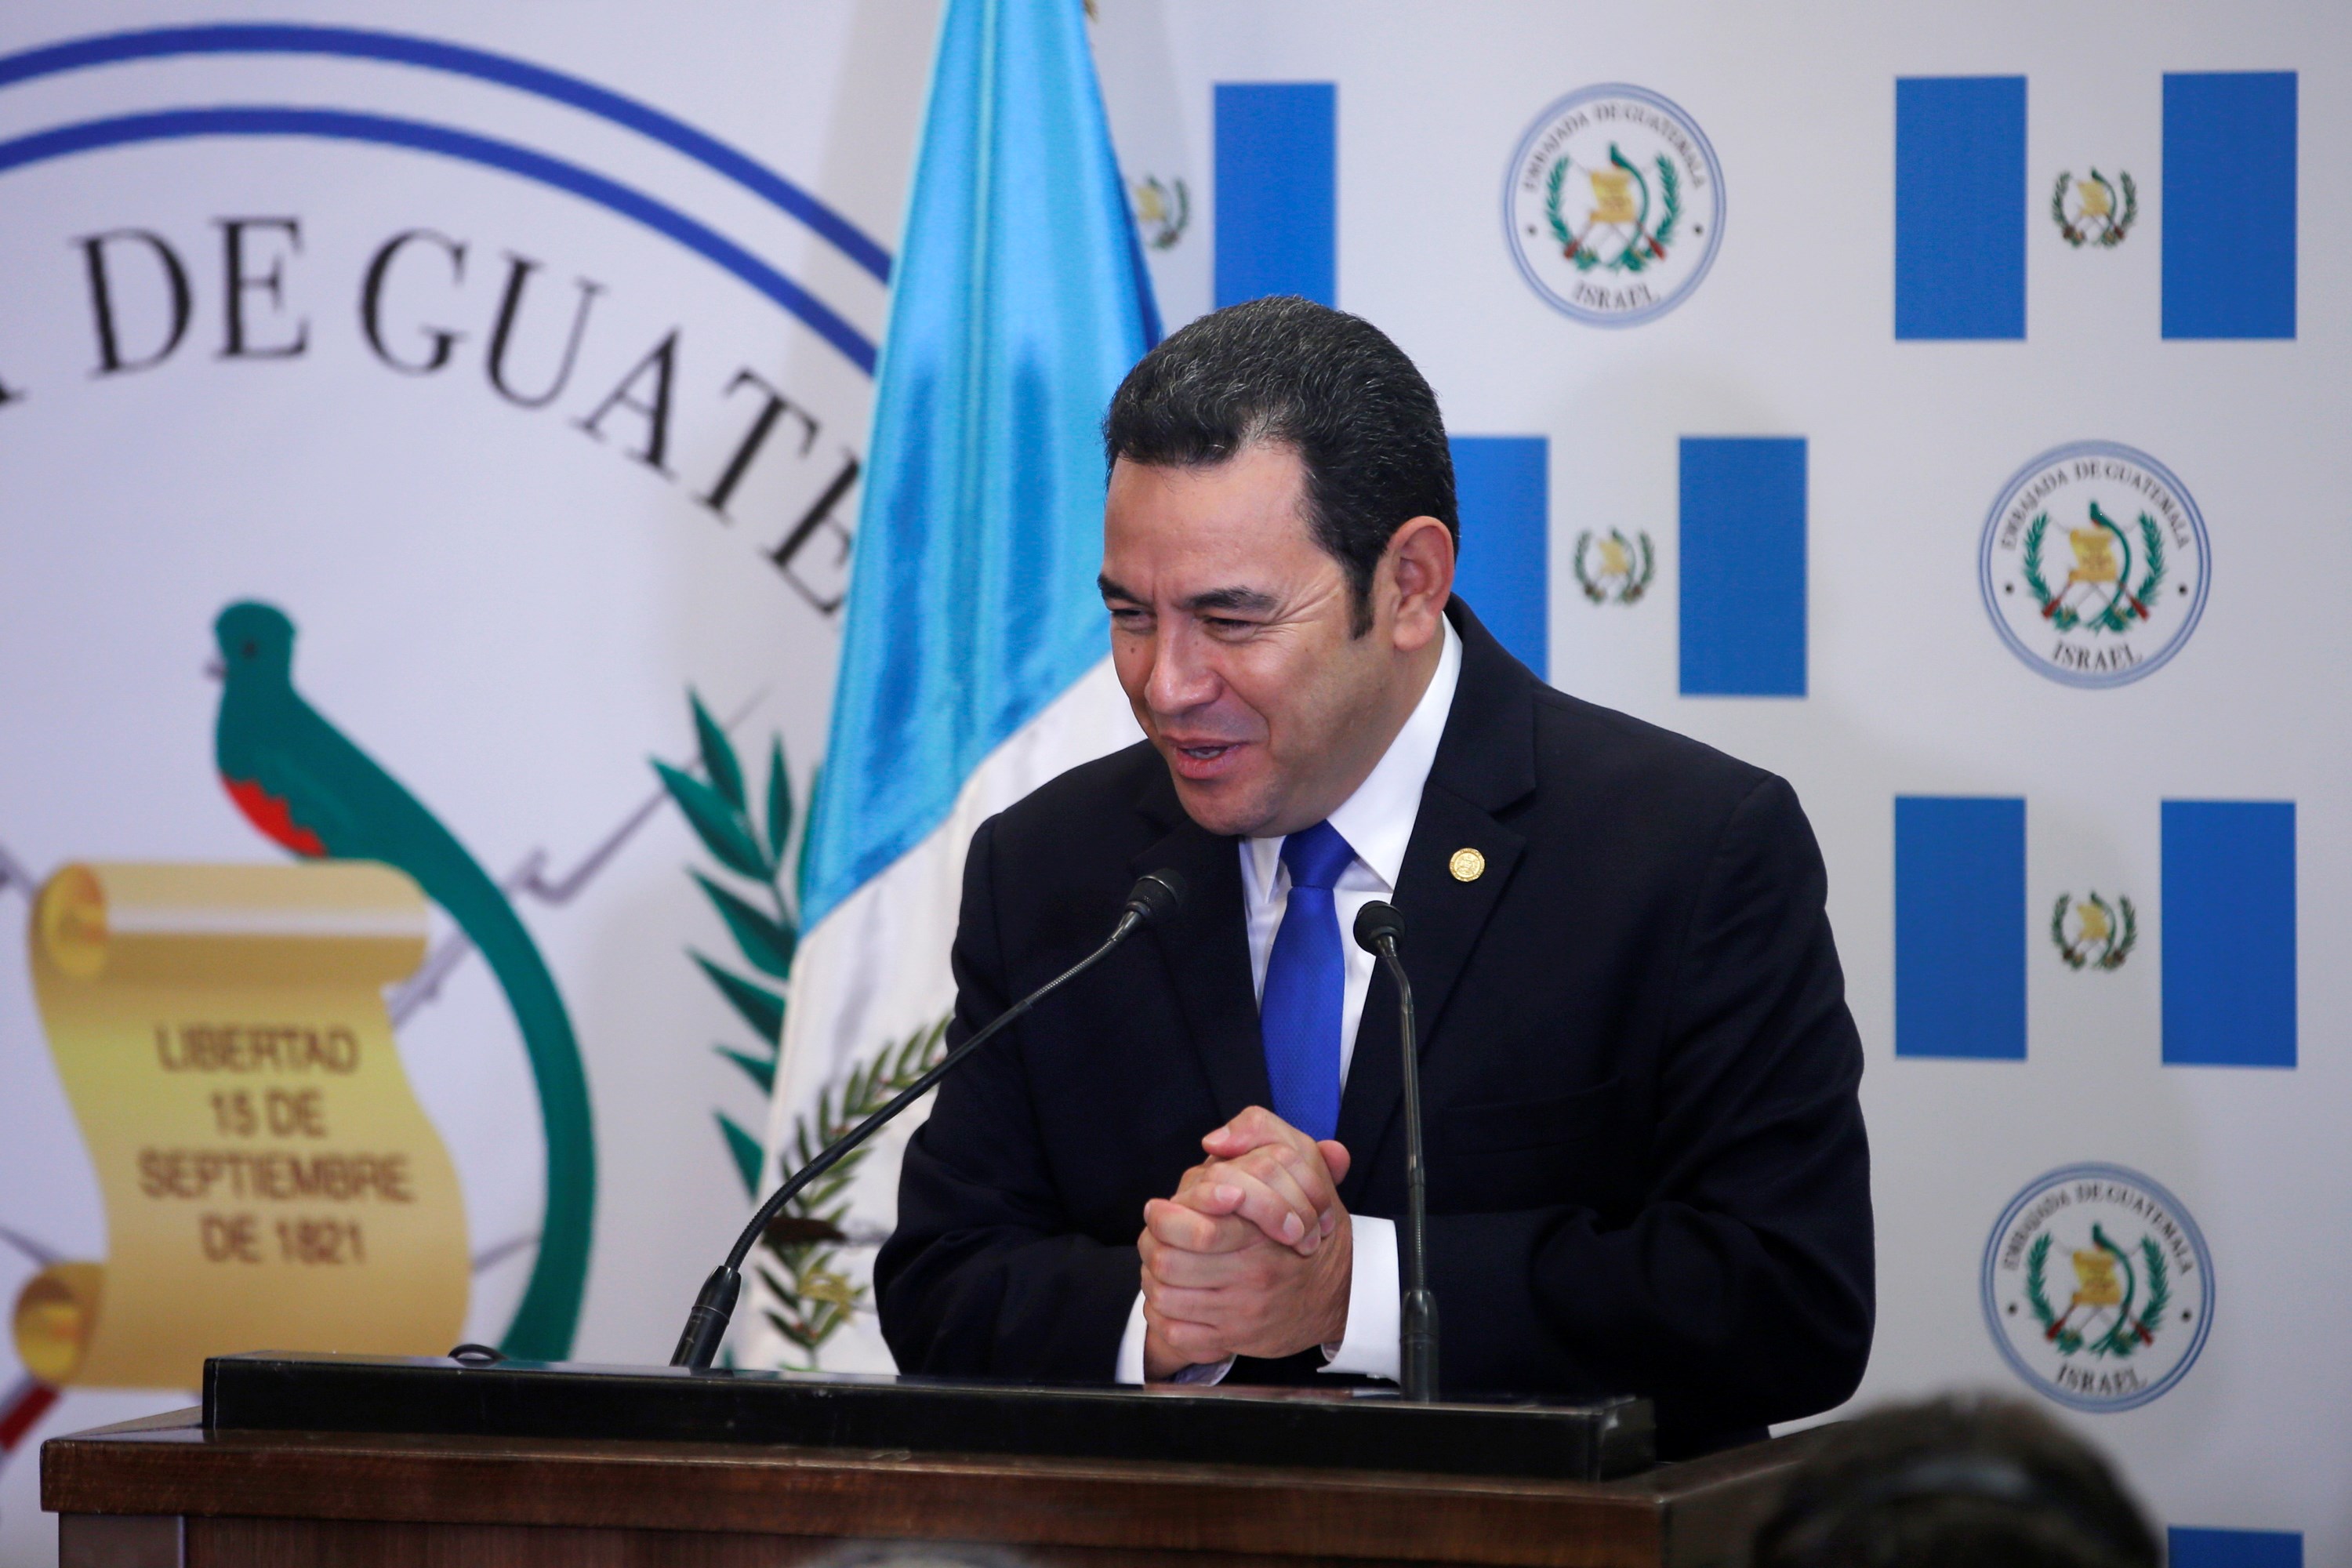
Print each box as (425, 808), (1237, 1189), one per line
(1168, 1116), (1352, 1255)
(1178, 1160), (1319, 1250)
(1139, 1287), (1231, 1367)
(1196, 1112), (1350, 1234)
(1144, 1276), (1276, 1338)
(1200, 1104), (1313, 1160)
(1316, 1138), (1352, 1186)
(1144, 1196), (1256, 1253)
(1197, 1143), (1340, 1244)
(1143, 1281), (1235, 1323)
(1153, 1316), (1232, 1363)
(1145, 1247), (1221, 1289)
(1174, 1178), (1246, 1217)
(1146, 1236), (1279, 1289)
(1144, 1183), (1355, 1366)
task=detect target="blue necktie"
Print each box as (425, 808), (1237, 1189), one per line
(1261, 821), (1356, 1142)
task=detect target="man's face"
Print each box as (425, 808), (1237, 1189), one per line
(1100, 444), (1406, 838)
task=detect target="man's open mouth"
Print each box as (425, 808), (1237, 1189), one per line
(1164, 737), (1246, 779)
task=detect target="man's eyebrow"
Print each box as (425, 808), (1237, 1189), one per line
(1096, 576), (1278, 615)
(1180, 586), (1278, 615)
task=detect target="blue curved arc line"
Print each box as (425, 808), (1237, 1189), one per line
(0, 107), (876, 376)
(0, 24), (891, 283)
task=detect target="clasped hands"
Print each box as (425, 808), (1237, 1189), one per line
(1138, 1105), (1353, 1381)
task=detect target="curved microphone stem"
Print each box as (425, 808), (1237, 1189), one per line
(669, 901), (1160, 1370)
(1374, 938), (1439, 1403)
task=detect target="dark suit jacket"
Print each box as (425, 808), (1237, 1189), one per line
(877, 601), (1873, 1455)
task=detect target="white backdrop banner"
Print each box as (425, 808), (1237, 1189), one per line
(1, 4), (2340, 1566)
(0, 5), (925, 1560)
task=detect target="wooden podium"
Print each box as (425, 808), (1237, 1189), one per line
(44, 1354), (1816, 1568)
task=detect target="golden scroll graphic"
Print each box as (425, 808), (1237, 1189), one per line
(16, 862), (468, 1389)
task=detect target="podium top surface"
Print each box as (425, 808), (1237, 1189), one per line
(200, 1351), (1652, 1483)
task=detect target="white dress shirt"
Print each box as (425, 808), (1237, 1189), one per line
(1116, 618), (1463, 1385)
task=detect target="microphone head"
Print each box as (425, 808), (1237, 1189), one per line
(1352, 900), (1404, 953)
(1123, 868), (1187, 927)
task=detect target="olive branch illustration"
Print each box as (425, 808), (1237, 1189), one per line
(653, 693), (804, 1205)
(756, 1016), (948, 1361)
(653, 694), (950, 1364)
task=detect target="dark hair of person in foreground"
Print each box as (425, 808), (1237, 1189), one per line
(1102, 293), (1457, 635)
(1749, 1395), (2160, 1568)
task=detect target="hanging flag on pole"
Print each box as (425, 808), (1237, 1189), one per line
(742, 0), (1160, 1372)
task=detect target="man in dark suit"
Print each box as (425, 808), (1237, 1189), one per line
(876, 296), (1872, 1455)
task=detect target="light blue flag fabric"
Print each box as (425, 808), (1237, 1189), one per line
(800, 0), (1161, 927)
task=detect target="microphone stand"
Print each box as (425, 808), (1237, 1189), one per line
(669, 870), (1186, 1370)
(1354, 902), (1437, 1403)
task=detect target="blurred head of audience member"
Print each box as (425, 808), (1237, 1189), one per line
(1749, 1396), (2160, 1568)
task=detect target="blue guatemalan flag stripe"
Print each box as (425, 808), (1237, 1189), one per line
(1449, 436), (1548, 677)
(1679, 437), (1806, 697)
(1213, 91), (1553, 677)
(2168, 1526), (2304, 1568)
(797, 0), (1160, 926)
(1214, 82), (1336, 307)
(2162, 800), (2297, 1068)
(753, 0), (1159, 1377)
(2163, 72), (2297, 340)
(1894, 797), (2027, 1061)
(1894, 75), (2027, 341)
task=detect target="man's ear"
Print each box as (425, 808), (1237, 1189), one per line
(1384, 516), (1456, 652)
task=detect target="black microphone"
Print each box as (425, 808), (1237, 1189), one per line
(1353, 899), (1437, 1403)
(669, 869), (1188, 1369)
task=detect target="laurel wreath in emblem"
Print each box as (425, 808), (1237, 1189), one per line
(757, 1014), (950, 1362)
(1571, 528), (1656, 604)
(1652, 158), (1682, 249)
(2020, 506), (2165, 634)
(2026, 1226), (2169, 1359)
(657, 691), (926, 1364)
(2051, 891), (2139, 971)
(1131, 174), (1190, 251)
(1545, 144), (1681, 274)
(2052, 169), (2139, 249)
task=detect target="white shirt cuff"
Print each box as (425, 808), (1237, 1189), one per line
(1115, 1290), (1233, 1385)
(1319, 1213), (1400, 1383)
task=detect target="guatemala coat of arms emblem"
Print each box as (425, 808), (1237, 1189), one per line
(1504, 85), (1725, 326)
(1983, 1164), (2214, 1411)
(2053, 169), (2138, 248)
(1980, 442), (2210, 687)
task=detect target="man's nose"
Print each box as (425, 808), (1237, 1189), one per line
(1145, 625), (1218, 715)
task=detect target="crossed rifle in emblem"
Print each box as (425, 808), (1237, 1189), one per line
(2046, 1224), (2159, 1355)
(2042, 502), (2153, 627)
(1550, 142), (1674, 272)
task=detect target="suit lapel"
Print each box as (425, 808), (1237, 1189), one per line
(1125, 600), (1545, 1179)
(1334, 789), (1526, 1192)
(1334, 600), (1539, 1198)
(1132, 794), (1270, 1122)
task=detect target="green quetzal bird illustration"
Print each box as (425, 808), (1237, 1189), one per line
(211, 601), (593, 1360)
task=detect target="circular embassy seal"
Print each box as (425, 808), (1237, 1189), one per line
(1504, 85), (1725, 327)
(1980, 441), (2210, 687)
(1981, 1164), (2214, 1413)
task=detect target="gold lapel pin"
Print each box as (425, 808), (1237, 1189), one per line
(1448, 847), (1486, 883)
